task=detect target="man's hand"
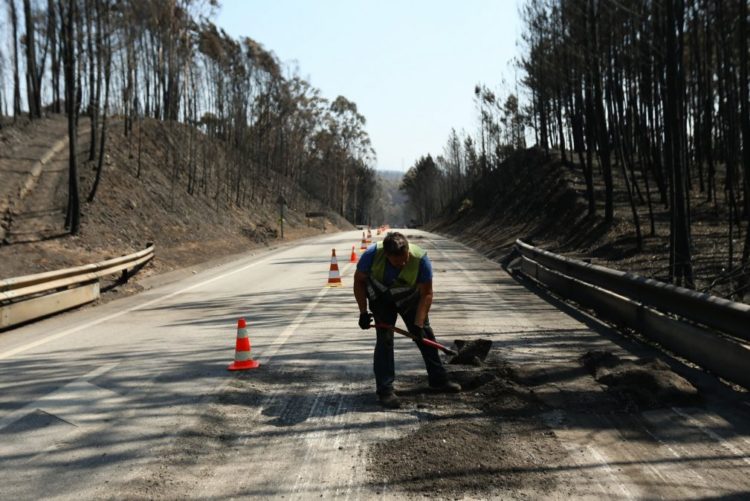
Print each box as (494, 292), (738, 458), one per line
(358, 311), (373, 330)
(409, 324), (425, 342)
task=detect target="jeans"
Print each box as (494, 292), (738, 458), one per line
(369, 296), (448, 395)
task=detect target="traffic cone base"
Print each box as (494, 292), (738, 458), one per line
(227, 318), (260, 371)
(229, 359), (260, 370)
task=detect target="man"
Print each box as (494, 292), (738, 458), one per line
(353, 231), (460, 409)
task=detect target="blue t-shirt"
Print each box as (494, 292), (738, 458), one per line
(356, 244), (433, 286)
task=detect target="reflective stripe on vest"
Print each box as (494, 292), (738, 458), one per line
(368, 242), (426, 308)
(370, 242), (425, 288)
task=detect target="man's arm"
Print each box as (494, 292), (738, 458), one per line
(414, 280), (433, 327)
(353, 270), (369, 313)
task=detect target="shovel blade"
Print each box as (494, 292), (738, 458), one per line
(449, 339), (493, 365)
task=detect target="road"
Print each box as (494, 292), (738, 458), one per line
(2, 229), (750, 499)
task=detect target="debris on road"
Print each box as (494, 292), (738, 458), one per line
(448, 338), (493, 365)
(581, 350), (700, 408)
(366, 347), (705, 498)
(367, 352), (562, 498)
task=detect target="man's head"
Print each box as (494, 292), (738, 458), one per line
(383, 232), (409, 269)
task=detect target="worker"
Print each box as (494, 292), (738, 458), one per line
(354, 231), (460, 409)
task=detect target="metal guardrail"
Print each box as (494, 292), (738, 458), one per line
(513, 239), (750, 389)
(515, 239), (750, 341)
(0, 244), (154, 329)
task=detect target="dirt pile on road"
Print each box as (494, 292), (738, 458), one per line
(369, 417), (561, 497)
(581, 350), (701, 409)
(366, 349), (703, 498)
(368, 360), (562, 498)
(448, 338), (493, 365)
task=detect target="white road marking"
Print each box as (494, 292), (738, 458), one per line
(1, 248), (354, 437)
(671, 407), (750, 467)
(0, 256), (275, 361)
(586, 444), (636, 500)
(641, 424), (711, 488)
(542, 411), (626, 498)
(290, 384), (342, 495)
(0, 363), (118, 431)
(255, 262), (354, 365)
(430, 241), (529, 325)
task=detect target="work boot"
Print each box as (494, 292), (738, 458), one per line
(378, 392), (401, 409)
(429, 381), (462, 393)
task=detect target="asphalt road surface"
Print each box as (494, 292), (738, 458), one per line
(2, 229), (750, 499)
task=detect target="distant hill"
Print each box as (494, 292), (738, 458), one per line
(377, 170), (406, 182)
(374, 170), (409, 227)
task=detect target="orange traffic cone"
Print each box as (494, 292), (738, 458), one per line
(359, 232), (368, 251)
(366, 229), (372, 243)
(228, 318), (260, 371)
(326, 248), (343, 287)
(350, 245), (358, 263)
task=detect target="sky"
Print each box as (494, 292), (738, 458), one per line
(215, 0), (524, 171)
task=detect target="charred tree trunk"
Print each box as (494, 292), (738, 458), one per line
(590, 0), (613, 221)
(10, 0), (22, 118)
(702, 4), (717, 204)
(86, 0), (100, 161)
(573, 81), (595, 216)
(23, 0), (42, 118)
(738, 0), (750, 277)
(48, 0), (61, 113)
(664, 0), (693, 287)
(608, 50), (642, 251)
(87, 1), (110, 203)
(61, 0), (80, 234)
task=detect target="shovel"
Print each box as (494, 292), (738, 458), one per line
(373, 322), (458, 357)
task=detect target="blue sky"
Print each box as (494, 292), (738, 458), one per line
(215, 0), (523, 171)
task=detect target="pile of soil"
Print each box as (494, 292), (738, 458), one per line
(369, 417), (561, 497)
(581, 350), (701, 409)
(366, 348), (702, 498)
(367, 356), (563, 499)
(448, 338), (493, 365)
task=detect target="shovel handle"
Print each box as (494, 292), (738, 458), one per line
(373, 323), (458, 357)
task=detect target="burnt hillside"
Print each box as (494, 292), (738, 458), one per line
(431, 148), (748, 303)
(0, 115), (352, 281)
